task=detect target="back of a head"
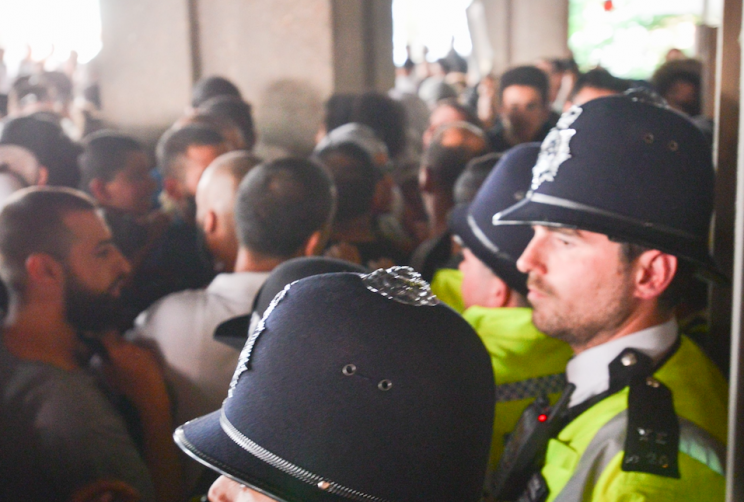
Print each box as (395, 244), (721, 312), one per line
(156, 123), (225, 179)
(198, 95), (256, 150)
(235, 158), (334, 258)
(324, 93), (356, 133)
(454, 152), (502, 205)
(316, 142), (379, 224)
(500, 65), (550, 106)
(571, 68), (630, 100)
(424, 122), (490, 190)
(435, 98), (482, 129)
(0, 187), (95, 296)
(351, 91), (407, 159)
(191, 75), (242, 108)
(207, 150), (262, 184)
(418, 77), (458, 108)
(651, 59), (702, 116)
(0, 115), (81, 188)
(79, 131), (144, 191)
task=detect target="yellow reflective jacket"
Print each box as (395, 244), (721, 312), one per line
(543, 336), (727, 502)
(463, 306), (573, 470)
(430, 268), (465, 314)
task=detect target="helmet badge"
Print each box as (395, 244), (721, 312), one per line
(530, 106), (582, 191)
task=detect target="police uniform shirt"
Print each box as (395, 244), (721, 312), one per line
(566, 318), (678, 407)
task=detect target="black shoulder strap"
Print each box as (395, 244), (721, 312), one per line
(566, 336), (682, 422)
(622, 373), (680, 478)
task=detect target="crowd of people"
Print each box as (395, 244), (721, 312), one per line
(0, 44), (728, 502)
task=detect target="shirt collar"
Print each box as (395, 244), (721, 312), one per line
(206, 271), (271, 300)
(565, 318), (679, 407)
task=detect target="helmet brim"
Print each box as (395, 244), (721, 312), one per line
(493, 195), (727, 284)
(175, 412), (350, 502)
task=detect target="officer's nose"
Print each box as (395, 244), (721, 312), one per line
(516, 228), (546, 275)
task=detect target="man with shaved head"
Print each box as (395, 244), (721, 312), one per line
(130, 154), (335, 491)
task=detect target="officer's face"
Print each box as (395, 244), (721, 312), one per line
(516, 226), (636, 352)
(459, 247), (508, 310)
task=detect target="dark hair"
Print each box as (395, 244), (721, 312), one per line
(156, 124), (224, 179)
(0, 115), (82, 188)
(192, 76), (242, 108)
(79, 131), (144, 190)
(500, 66), (550, 106)
(454, 152), (502, 205)
(424, 124), (490, 189)
(351, 92), (408, 159)
(324, 94), (356, 134)
(651, 60), (702, 116)
(316, 142), (379, 223)
(570, 68), (630, 101)
(619, 242), (695, 312)
(435, 98), (483, 128)
(0, 187), (96, 296)
(198, 96), (256, 150)
(235, 158), (334, 258)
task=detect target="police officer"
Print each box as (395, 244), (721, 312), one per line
(174, 267), (495, 502)
(492, 90), (727, 501)
(448, 143), (573, 474)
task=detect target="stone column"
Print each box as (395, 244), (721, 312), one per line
(470, 0), (570, 77)
(97, 0), (194, 142)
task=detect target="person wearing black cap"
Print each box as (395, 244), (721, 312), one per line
(174, 267), (496, 502)
(449, 143), (573, 477)
(491, 90), (727, 501)
(214, 257), (367, 351)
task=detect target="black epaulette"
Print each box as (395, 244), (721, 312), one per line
(615, 348), (680, 479)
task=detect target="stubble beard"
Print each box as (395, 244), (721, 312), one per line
(528, 273), (636, 351)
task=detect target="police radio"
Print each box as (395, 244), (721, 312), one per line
(490, 383), (575, 501)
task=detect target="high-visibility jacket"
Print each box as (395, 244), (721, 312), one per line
(430, 268), (465, 314)
(463, 306), (573, 470)
(542, 336), (727, 502)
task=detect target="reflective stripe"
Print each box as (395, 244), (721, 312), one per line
(679, 418), (726, 476)
(467, 213), (501, 255)
(552, 411), (726, 502)
(492, 192), (701, 242)
(495, 373), (567, 403)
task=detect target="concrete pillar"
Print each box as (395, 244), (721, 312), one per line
(332, 0), (395, 94)
(709, 0), (741, 375)
(97, 0), (193, 142)
(96, 0), (395, 149)
(471, 0), (570, 77)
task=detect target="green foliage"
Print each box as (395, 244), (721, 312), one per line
(568, 0), (700, 79)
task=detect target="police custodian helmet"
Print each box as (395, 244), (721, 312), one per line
(175, 267), (495, 502)
(449, 143), (540, 296)
(493, 89), (723, 281)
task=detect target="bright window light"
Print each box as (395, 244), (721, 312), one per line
(0, 0), (101, 74)
(569, 0), (704, 79)
(393, 0), (474, 66)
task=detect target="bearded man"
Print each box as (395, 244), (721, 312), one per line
(0, 187), (181, 502)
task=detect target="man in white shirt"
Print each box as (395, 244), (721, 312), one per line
(130, 155), (335, 488)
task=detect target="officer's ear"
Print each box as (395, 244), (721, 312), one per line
(631, 250), (677, 302)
